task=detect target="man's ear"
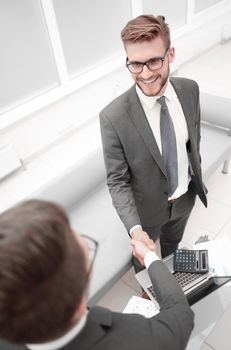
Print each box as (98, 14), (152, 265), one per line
(78, 295), (87, 314)
(72, 294), (87, 324)
(169, 47), (175, 63)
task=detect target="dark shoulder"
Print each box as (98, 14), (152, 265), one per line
(88, 306), (112, 327)
(0, 340), (26, 350)
(171, 76), (199, 90)
(100, 84), (135, 117)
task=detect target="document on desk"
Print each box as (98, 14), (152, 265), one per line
(195, 237), (231, 276)
(123, 296), (159, 318)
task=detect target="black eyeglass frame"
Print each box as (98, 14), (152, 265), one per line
(80, 234), (98, 278)
(126, 47), (169, 74)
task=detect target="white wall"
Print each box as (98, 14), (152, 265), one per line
(0, 0), (231, 210)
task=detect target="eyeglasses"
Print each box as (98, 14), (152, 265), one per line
(126, 47), (169, 74)
(80, 234), (98, 277)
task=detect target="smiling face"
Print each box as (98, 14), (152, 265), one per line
(126, 36), (175, 96)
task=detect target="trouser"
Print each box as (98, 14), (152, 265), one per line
(133, 185), (196, 273)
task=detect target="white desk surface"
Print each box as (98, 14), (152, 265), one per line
(187, 237), (231, 350)
(187, 282), (231, 349)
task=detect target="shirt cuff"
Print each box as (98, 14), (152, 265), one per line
(129, 225), (142, 236)
(144, 251), (160, 269)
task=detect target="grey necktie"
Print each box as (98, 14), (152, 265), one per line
(157, 96), (178, 196)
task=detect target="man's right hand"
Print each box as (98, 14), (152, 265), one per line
(131, 227), (155, 250)
(131, 239), (157, 266)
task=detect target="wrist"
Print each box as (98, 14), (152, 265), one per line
(130, 225), (142, 237)
(131, 230), (144, 240)
(144, 251), (160, 269)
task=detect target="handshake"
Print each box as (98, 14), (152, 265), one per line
(131, 227), (156, 266)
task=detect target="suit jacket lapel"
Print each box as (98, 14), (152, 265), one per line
(68, 319), (105, 350)
(127, 85), (166, 176)
(67, 307), (112, 350)
(170, 77), (196, 148)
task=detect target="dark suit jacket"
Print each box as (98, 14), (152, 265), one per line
(0, 260), (194, 350)
(100, 77), (207, 232)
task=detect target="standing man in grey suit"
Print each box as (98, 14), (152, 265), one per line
(100, 15), (207, 268)
(0, 199), (194, 350)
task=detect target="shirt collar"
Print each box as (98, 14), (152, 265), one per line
(164, 80), (176, 103)
(136, 79), (175, 109)
(27, 313), (87, 350)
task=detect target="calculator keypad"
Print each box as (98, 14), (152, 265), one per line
(174, 250), (197, 272)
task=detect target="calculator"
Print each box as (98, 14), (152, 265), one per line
(174, 249), (209, 273)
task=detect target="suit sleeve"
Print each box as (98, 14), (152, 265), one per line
(194, 82), (201, 156)
(147, 260), (194, 350)
(99, 111), (141, 232)
(192, 81), (208, 198)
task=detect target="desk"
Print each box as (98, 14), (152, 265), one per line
(186, 237), (231, 350)
(186, 282), (231, 349)
(135, 237), (231, 349)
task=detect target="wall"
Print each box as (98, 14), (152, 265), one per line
(0, 1), (231, 211)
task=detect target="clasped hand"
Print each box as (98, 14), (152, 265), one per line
(131, 228), (156, 266)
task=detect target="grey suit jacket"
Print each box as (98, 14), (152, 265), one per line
(100, 77), (207, 232)
(0, 260), (194, 350)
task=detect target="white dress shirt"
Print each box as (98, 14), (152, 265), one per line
(144, 251), (160, 268)
(27, 314), (87, 350)
(130, 81), (190, 235)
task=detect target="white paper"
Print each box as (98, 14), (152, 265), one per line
(123, 296), (159, 318)
(195, 237), (231, 276)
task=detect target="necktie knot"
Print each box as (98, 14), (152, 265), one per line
(157, 96), (168, 110)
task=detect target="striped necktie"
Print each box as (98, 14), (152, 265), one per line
(157, 96), (178, 196)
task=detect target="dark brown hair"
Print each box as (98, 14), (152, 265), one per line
(121, 14), (170, 49)
(0, 200), (87, 344)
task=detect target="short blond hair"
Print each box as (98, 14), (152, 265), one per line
(121, 14), (170, 49)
